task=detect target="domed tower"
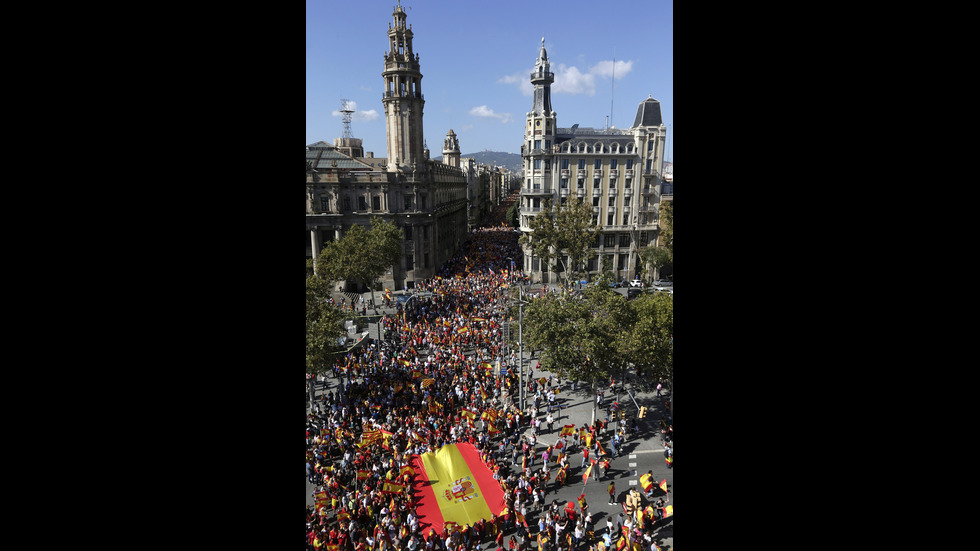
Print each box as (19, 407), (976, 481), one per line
(443, 129), (461, 168)
(382, 1), (425, 172)
(524, 38), (557, 185)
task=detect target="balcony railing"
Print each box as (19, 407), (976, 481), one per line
(609, 169), (618, 178)
(560, 169), (570, 178)
(625, 169), (634, 179)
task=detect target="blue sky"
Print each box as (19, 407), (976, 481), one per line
(306, 0), (672, 158)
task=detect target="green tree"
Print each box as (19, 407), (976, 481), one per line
(638, 245), (671, 281)
(518, 198), (599, 286)
(306, 273), (346, 408)
(315, 218), (403, 307)
(521, 282), (631, 419)
(622, 292), (673, 385)
(506, 204), (519, 229)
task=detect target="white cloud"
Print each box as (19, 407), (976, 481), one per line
(331, 101), (380, 122)
(553, 64), (596, 96)
(589, 60), (634, 80)
(469, 105), (513, 124)
(501, 59), (634, 97)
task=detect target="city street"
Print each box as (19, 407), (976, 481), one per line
(307, 297), (673, 549)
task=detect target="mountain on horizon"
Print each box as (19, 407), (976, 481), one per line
(434, 150), (523, 174)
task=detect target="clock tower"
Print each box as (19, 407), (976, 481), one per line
(382, 1), (425, 172)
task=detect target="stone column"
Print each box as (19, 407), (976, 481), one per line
(311, 228), (321, 275)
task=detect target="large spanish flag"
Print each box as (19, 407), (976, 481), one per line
(409, 443), (506, 538)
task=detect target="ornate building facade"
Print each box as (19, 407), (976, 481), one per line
(306, 3), (468, 291)
(519, 39), (670, 283)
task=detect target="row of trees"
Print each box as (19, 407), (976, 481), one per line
(515, 278), (673, 403)
(518, 197), (674, 287)
(305, 218), (404, 406)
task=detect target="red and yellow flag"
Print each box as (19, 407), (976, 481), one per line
(582, 462), (594, 485)
(639, 473), (654, 493)
(560, 424), (576, 436)
(659, 478), (668, 494)
(408, 443), (506, 537)
(382, 480), (407, 494)
(356, 470), (371, 480)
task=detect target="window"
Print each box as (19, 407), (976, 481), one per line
(648, 140), (654, 151)
(405, 254), (414, 271)
(610, 159), (618, 169)
(604, 234), (616, 248)
(545, 140), (551, 150)
(343, 197), (351, 212)
(358, 197), (367, 211)
(405, 226), (412, 240)
(626, 159), (633, 170)
(561, 159), (569, 170)
(593, 179), (600, 189)
(534, 159), (542, 169)
(405, 195), (413, 210)
(578, 159), (585, 170)
(607, 213), (615, 225)
(619, 233), (630, 247)
(593, 196), (600, 207)
(577, 179), (584, 189)
(319, 197), (328, 212)
(619, 253), (628, 271)
(594, 159), (601, 170)
(545, 160), (551, 170)
(373, 196), (381, 210)
(623, 196), (631, 207)
(639, 232), (649, 247)
(561, 179), (568, 188)
(646, 159), (652, 171)
(534, 140), (541, 150)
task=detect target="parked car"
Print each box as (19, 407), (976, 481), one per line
(629, 278), (644, 288)
(627, 288), (643, 300)
(654, 279), (673, 288)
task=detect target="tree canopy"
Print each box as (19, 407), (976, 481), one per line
(518, 198), (599, 286)
(305, 273), (347, 376)
(315, 218), (403, 293)
(520, 283), (672, 391)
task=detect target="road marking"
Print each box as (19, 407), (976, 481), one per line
(629, 480), (637, 486)
(629, 454), (637, 459)
(628, 449), (664, 454)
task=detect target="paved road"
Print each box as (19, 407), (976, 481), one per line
(307, 288), (673, 550)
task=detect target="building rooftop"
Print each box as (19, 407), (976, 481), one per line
(306, 141), (374, 171)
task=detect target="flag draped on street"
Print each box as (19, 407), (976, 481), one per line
(408, 443), (505, 537)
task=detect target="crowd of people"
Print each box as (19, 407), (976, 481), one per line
(307, 193), (671, 551)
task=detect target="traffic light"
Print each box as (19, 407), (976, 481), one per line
(638, 407), (647, 418)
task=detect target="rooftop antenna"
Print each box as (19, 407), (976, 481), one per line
(610, 47), (615, 129)
(340, 99), (355, 139)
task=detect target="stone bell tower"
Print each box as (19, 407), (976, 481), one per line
(382, 1), (425, 172)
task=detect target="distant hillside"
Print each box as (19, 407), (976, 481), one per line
(434, 151), (523, 174)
